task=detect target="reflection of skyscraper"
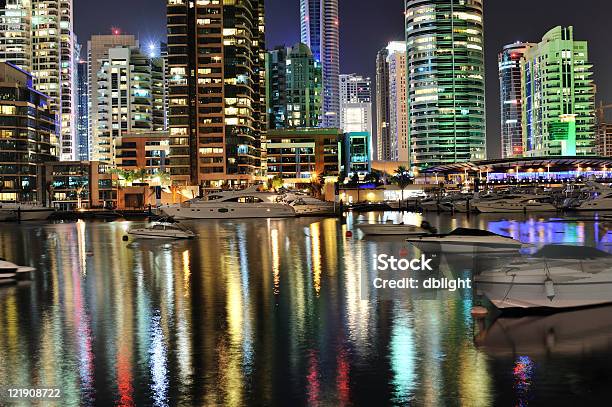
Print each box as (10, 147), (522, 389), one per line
(405, 0), (486, 167)
(499, 42), (533, 158)
(300, 0), (339, 128)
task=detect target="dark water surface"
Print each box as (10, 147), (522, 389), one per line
(1, 212), (612, 406)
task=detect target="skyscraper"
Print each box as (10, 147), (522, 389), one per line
(405, 0), (486, 168)
(375, 45), (391, 161)
(76, 60), (88, 161)
(339, 74), (372, 134)
(499, 42), (533, 158)
(167, 0), (266, 187)
(300, 0), (339, 128)
(387, 43), (408, 163)
(522, 26), (595, 157)
(94, 46), (157, 164)
(266, 43), (322, 129)
(0, 0), (32, 71)
(31, 0), (76, 161)
(87, 34), (138, 162)
(0, 0), (76, 161)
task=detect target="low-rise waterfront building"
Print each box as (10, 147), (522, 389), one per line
(0, 62), (57, 202)
(265, 128), (343, 185)
(343, 132), (371, 176)
(42, 161), (116, 210)
(115, 131), (170, 176)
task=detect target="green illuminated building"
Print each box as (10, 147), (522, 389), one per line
(404, 0), (486, 169)
(522, 26), (596, 157)
(265, 43), (322, 129)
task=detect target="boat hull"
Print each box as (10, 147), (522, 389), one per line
(128, 230), (195, 240)
(476, 279), (612, 309)
(406, 236), (522, 253)
(162, 203), (296, 219)
(0, 208), (55, 221)
(475, 202), (557, 213)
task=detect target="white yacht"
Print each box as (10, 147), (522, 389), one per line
(0, 202), (55, 221)
(0, 259), (35, 284)
(406, 228), (524, 253)
(161, 187), (296, 219)
(575, 190), (612, 211)
(286, 196), (336, 216)
(128, 221), (196, 239)
(473, 194), (557, 213)
(475, 245), (612, 309)
(358, 220), (431, 236)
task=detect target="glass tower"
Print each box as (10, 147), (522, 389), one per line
(300, 0), (339, 128)
(404, 0), (486, 168)
(499, 42), (533, 158)
(522, 26), (595, 157)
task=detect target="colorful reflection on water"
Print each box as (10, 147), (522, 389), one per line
(0, 213), (611, 405)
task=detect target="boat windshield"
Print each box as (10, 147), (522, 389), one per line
(532, 245), (611, 259)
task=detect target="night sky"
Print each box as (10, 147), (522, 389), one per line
(76, 0), (612, 159)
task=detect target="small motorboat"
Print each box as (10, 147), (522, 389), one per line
(358, 220), (435, 236)
(128, 221), (196, 240)
(406, 227), (524, 254)
(0, 259), (35, 284)
(475, 245), (612, 309)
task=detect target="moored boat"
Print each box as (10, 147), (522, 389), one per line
(406, 227), (524, 253)
(358, 221), (431, 236)
(161, 186), (295, 219)
(0, 202), (55, 221)
(475, 245), (612, 309)
(128, 222), (196, 239)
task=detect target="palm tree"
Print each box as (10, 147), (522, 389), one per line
(393, 166), (413, 209)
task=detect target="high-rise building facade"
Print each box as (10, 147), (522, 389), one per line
(94, 46), (158, 164)
(0, 62), (57, 201)
(0, 0), (76, 161)
(375, 45), (392, 161)
(405, 0), (486, 168)
(76, 60), (88, 161)
(87, 34), (138, 162)
(339, 73), (372, 135)
(596, 104), (612, 157)
(522, 26), (595, 157)
(0, 0), (32, 72)
(31, 0), (76, 161)
(266, 43), (322, 130)
(166, 0), (266, 187)
(499, 42), (533, 158)
(387, 43), (408, 163)
(300, 0), (339, 128)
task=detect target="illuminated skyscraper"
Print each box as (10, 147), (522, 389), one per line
(0, 0), (32, 71)
(266, 43), (322, 129)
(300, 0), (339, 128)
(31, 0), (76, 161)
(499, 42), (533, 158)
(387, 43), (408, 163)
(339, 74), (372, 134)
(167, 0), (266, 186)
(522, 26), (595, 157)
(375, 46), (391, 161)
(76, 60), (88, 161)
(0, 0), (76, 161)
(87, 34), (137, 162)
(405, 0), (486, 168)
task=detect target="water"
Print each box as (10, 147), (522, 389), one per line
(1, 212), (612, 406)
